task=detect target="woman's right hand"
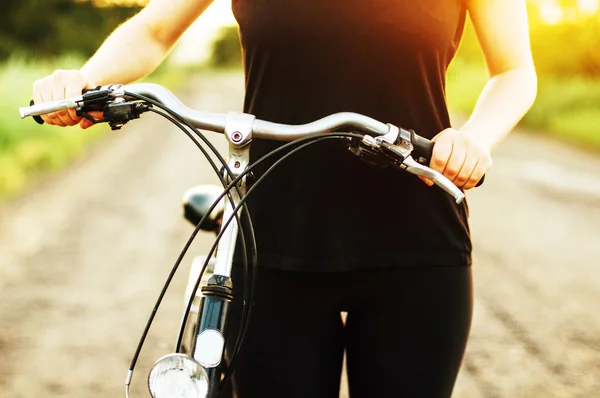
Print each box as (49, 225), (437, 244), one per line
(32, 69), (97, 129)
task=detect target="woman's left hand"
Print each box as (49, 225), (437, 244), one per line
(421, 128), (492, 190)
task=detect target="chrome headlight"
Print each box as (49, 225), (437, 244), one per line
(148, 353), (209, 398)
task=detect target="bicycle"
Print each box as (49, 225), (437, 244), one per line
(20, 83), (481, 398)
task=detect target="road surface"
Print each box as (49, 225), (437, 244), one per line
(0, 72), (598, 397)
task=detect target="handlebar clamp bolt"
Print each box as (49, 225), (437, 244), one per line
(231, 131), (243, 143)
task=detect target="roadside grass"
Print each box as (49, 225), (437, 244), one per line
(446, 59), (488, 119)
(0, 56), (185, 201)
(447, 60), (600, 152)
(0, 56), (100, 199)
(524, 76), (600, 150)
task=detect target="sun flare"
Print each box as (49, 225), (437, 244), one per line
(533, 0), (599, 24)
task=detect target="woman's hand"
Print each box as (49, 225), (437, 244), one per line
(32, 69), (98, 129)
(421, 128), (492, 190)
(418, 0), (536, 192)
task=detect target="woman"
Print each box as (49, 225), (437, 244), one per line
(32, 0), (537, 396)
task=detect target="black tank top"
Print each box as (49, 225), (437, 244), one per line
(232, 0), (471, 272)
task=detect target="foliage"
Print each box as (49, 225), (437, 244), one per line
(522, 74), (600, 148)
(529, 16), (600, 77)
(451, 2), (600, 151)
(446, 58), (487, 117)
(0, 55), (180, 200)
(0, 57), (108, 198)
(209, 26), (242, 69)
(447, 60), (600, 151)
(457, 2), (600, 78)
(0, 0), (141, 61)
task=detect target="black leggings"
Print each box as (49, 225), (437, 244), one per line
(222, 265), (472, 398)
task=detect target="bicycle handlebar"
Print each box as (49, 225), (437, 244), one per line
(21, 84), (392, 139)
(19, 83), (482, 203)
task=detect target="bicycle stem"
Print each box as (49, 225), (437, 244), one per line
(212, 112), (255, 278)
(190, 113), (255, 395)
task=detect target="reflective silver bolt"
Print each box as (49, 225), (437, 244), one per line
(231, 131), (243, 142)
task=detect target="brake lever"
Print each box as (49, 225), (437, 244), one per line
(76, 101), (152, 130)
(370, 140), (463, 203)
(401, 156), (465, 204)
(25, 87), (110, 125)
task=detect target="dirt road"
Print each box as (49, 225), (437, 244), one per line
(1, 72), (598, 397)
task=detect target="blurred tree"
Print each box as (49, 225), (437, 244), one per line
(455, 1), (600, 78)
(455, 20), (485, 66)
(528, 11), (600, 77)
(0, 0), (141, 61)
(209, 25), (242, 68)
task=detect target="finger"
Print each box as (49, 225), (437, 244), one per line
(463, 157), (491, 190)
(40, 79), (66, 127)
(430, 133), (453, 174)
(51, 78), (74, 126)
(418, 175), (434, 187)
(65, 80), (84, 124)
(47, 112), (67, 127)
(88, 111), (104, 122)
(32, 84), (52, 125)
(454, 149), (479, 188)
(80, 118), (93, 130)
(442, 136), (468, 183)
(79, 111), (103, 130)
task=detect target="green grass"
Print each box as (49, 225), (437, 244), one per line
(0, 56), (186, 201)
(0, 56), (108, 199)
(446, 59), (488, 117)
(446, 59), (600, 152)
(523, 76), (600, 150)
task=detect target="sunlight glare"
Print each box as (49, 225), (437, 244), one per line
(535, 0), (599, 24)
(539, 2), (564, 24)
(577, 0), (599, 14)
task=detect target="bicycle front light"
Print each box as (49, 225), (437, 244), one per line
(148, 353), (209, 398)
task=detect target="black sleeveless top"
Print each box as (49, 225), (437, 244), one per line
(232, 0), (471, 272)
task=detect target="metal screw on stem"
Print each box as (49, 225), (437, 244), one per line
(231, 131), (243, 143)
(231, 133), (244, 169)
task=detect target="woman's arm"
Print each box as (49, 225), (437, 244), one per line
(461, 0), (537, 150)
(428, 0), (537, 190)
(33, 0), (214, 127)
(81, 0), (214, 85)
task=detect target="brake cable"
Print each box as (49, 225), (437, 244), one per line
(122, 101), (254, 396)
(120, 91), (366, 395)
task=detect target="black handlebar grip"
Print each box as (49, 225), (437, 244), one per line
(409, 129), (434, 162)
(408, 129), (485, 188)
